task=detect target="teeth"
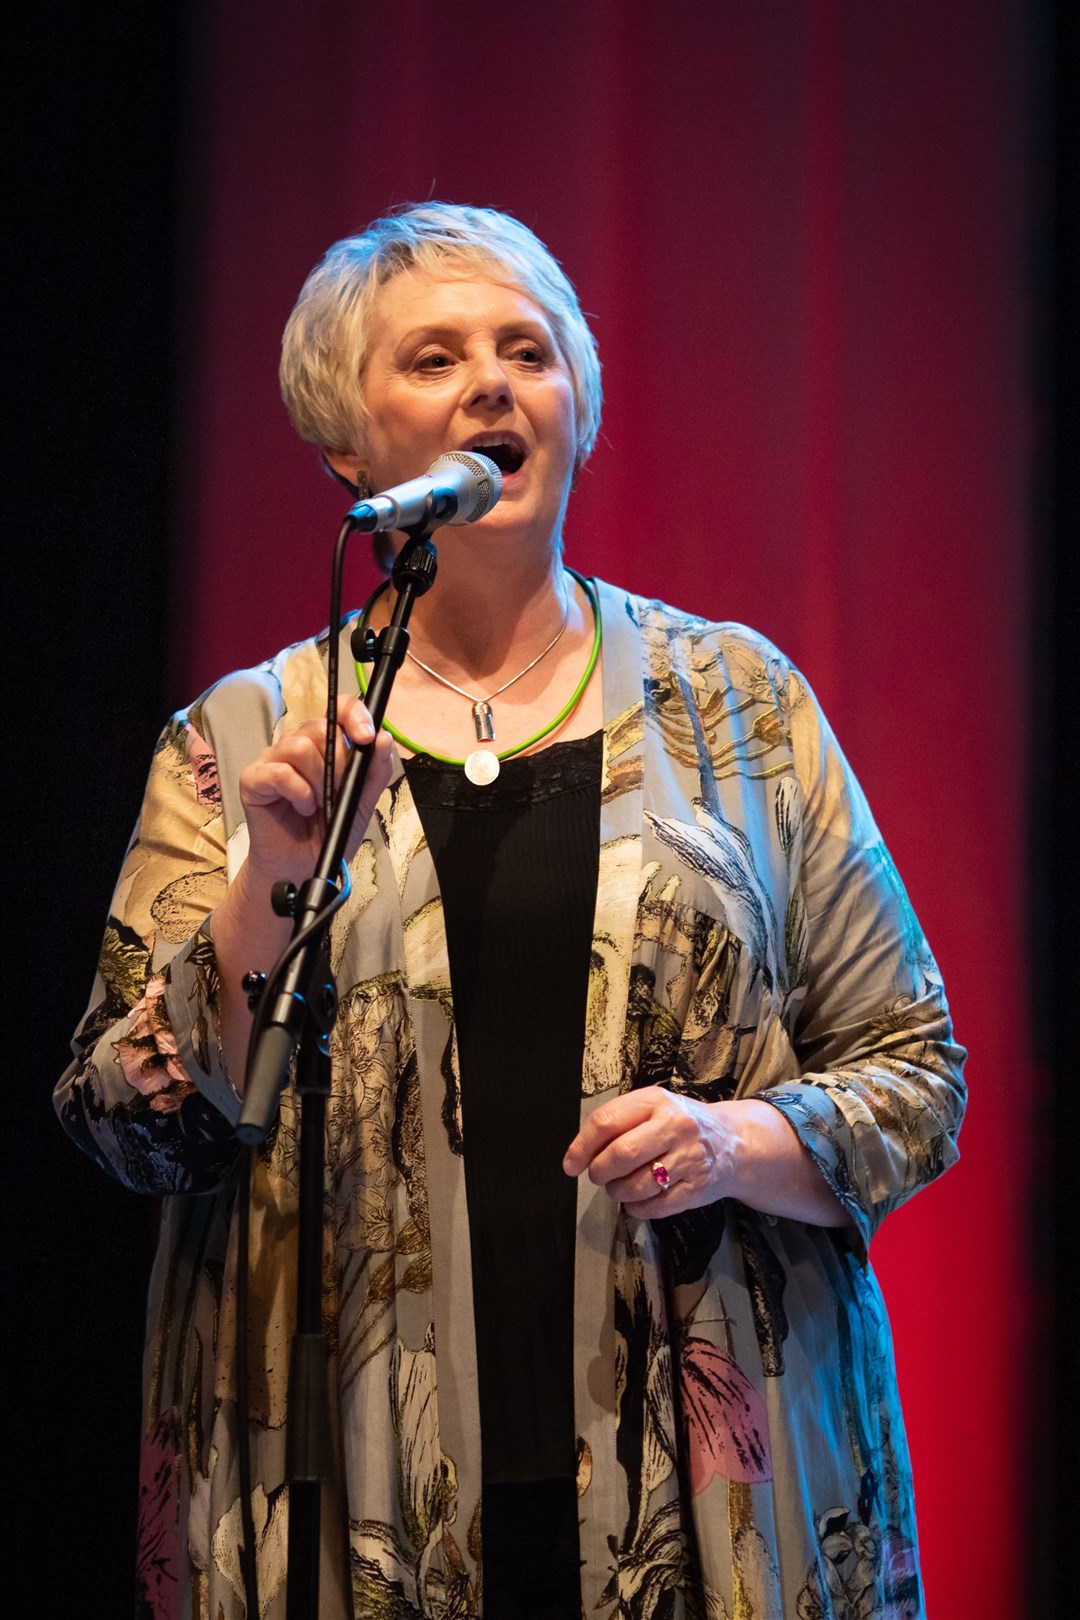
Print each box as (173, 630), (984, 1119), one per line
(467, 437), (525, 475)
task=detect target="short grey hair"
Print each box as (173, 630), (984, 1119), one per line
(280, 203), (602, 471)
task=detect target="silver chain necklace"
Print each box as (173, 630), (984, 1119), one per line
(406, 592), (570, 743)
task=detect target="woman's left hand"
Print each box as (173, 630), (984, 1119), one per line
(562, 1085), (736, 1218)
(563, 1086), (854, 1228)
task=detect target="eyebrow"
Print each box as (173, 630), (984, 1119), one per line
(395, 317), (554, 350)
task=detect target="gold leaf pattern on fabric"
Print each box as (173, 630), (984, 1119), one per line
(731, 1523), (783, 1620)
(329, 839), (379, 977)
(99, 919), (151, 1009)
(642, 617), (792, 786)
(375, 773), (430, 898)
(395, 1218), (427, 1256)
(350, 1517), (422, 1612)
(583, 835), (642, 1097)
(187, 928), (221, 1078)
(603, 752), (645, 805)
(277, 637), (334, 736)
(645, 806), (779, 994)
(247, 1210), (298, 1431)
(602, 700), (645, 805)
(682, 923), (744, 1046)
(210, 1483), (288, 1613)
(642, 1334), (677, 1498)
(151, 867), (228, 945)
(399, 1253), (433, 1295)
(610, 1496), (686, 1614)
(684, 1580), (732, 1620)
(402, 898), (451, 992)
(390, 1336), (459, 1553)
(576, 1436), (593, 1497)
(364, 1255), (397, 1310)
(327, 975), (430, 1271)
(621, 963), (685, 1090)
(607, 699), (646, 760)
(430, 1525), (476, 1617)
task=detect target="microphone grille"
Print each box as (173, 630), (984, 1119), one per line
(433, 451), (503, 521)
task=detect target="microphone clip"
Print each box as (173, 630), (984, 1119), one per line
(351, 625), (377, 663)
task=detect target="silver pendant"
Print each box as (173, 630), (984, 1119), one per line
(464, 749), (500, 786)
(472, 700), (495, 741)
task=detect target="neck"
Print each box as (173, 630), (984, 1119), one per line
(391, 532), (574, 683)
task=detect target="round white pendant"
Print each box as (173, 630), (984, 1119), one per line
(464, 749), (500, 786)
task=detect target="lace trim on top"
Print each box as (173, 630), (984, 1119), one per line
(403, 730), (603, 812)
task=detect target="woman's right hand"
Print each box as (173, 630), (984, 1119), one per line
(238, 695), (393, 886)
(211, 696), (394, 1087)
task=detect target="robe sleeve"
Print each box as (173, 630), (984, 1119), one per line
(759, 669), (967, 1254)
(54, 707), (243, 1195)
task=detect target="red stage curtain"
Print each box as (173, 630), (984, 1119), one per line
(175, 3), (1038, 1613)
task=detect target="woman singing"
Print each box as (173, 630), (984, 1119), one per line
(57, 202), (966, 1619)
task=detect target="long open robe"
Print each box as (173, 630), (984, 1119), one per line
(56, 581), (966, 1619)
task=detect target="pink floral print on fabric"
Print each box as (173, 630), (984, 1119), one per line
(186, 723), (221, 807)
(679, 1332), (773, 1494)
(114, 972), (195, 1110)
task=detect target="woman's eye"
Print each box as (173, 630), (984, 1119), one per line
(416, 351), (453, 371)
(514, 344), (546, 365)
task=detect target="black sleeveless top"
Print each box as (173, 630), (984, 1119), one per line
(403, 732), (602, 1484)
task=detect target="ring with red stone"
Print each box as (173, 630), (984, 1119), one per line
(650, 1159), (672, 1193)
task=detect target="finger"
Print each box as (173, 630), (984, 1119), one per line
(562, 1092), (661, 1176)
(584, 1119), (667, 1189)
(267, 733), (331, 799)
(364, 729), (394, 796)
(603, 1152), (681, 1206)
(242, 759), (320, 817)
(623, 1185), (690, 1219)
(347, 732), (395, 855)
(336, 695), (377, 748)
(319, 701), (379, 805)
(274, 704), (377, 802)
(279, 718), (358, 800)
(241, 727), (332, 812)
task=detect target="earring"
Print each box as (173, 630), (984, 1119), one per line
(355, 470), (372, 500)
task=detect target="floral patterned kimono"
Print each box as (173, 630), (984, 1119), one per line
(56, 580), (966, 1620)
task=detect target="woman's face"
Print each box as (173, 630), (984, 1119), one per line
(332, 268), (578, 547)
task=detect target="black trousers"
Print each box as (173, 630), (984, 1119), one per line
(482, 1478), (581, 1619)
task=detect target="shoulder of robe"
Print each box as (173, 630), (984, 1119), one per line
(600, 580), (797, 701)
(181, 631), (333, 746)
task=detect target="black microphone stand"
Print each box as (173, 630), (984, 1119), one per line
(235, 512), (440, 1620)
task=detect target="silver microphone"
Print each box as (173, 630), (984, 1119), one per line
(349, 451), (503, 533)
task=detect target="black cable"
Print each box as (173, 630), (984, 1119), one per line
(236, 507), (358, 1613)
(323, 515), (356, 820)
(236, 1147), (260, 1617)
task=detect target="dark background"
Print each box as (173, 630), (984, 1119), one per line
(4, 1), (1075, 1613)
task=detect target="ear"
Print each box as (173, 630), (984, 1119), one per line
(322, 449), (362, 492)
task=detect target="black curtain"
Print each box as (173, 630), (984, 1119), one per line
(5, 3), (184, 1609)
(1043, 3), (1080, 1615)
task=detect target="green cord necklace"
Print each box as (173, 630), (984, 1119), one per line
(354, 570), (602, 785)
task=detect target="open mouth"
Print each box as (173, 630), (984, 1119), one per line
(462, 435), (527, 476)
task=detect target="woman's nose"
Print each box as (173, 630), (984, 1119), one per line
(464, 349), (513, 411)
